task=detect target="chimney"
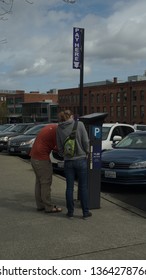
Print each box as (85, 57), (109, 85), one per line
(113, 77), (117, 83)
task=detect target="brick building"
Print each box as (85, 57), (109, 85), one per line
(0, 90), (58, 123)
(58, 78), (146, 124)
(1, 72), (146, 125)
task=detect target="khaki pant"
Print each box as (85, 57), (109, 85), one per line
(31, 158), (53, 211)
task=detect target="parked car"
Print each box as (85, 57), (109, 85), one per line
(102, 123), (135, 151)
(50, 122), (135, 171)
(101, 131), (146, 185)
(133, 124), (146, 131)
(8, 123), (49, 156)
(0, 123), (36, 152)
(0, 123), (15, 132)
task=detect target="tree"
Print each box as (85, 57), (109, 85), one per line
(0, 0), (33, 20)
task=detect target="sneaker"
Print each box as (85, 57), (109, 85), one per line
(66, 212), (73, 218)
(83, 212), (92, 219)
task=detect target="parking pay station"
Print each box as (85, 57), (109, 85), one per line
(79, 112), (108, 209)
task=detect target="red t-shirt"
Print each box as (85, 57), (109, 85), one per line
(30, 124), (58, 160)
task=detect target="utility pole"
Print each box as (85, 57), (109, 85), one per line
(79, 28), (84, 116)
(63, 0), (85, 117)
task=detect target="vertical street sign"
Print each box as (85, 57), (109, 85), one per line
(73, 27), (81, 69)
(73, 27), (84, 116)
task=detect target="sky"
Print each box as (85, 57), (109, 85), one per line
(0, 0), (146, 93)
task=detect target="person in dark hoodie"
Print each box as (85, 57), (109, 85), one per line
(56, 110), (92, 219)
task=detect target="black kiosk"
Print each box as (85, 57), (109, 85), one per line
(79, 112), (108, 209)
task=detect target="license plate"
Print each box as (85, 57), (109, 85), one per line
(58, 162), (64, 168)
(10, 148), (15, 152)
(105, 170), (116, 178)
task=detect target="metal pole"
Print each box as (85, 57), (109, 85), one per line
(79, 28), (84, 117)
(78, 28), (84, 200)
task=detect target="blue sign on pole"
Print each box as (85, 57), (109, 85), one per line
(92, 126), (101, 139)
(73, 27), (81, 69)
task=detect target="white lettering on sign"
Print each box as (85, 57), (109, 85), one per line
(94, 127), (100, 137)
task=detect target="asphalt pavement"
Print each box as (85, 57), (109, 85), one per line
(0, 154), (146, 260)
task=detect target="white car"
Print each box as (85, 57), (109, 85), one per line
(102, 123), (135, 151)
(51, 122), (135, 171)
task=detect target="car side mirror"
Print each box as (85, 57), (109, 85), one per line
(113, 135), (122, 143)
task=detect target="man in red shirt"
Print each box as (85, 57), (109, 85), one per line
(30, 123), (62, 213)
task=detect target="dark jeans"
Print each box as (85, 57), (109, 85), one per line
(64, 158), (89, 215)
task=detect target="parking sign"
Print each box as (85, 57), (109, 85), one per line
(73, 27), (82, 69)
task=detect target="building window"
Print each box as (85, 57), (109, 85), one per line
(65, 95), (68, 103)
(84, 94), (87, 103)
(140, 105), (144, 118)
(15, 97), (23, 104)
(15, 107), (22, 114)
(71, 95), (75, 104)
(7, 98), (14, 105)
(96, 94), (100, 103)
(91, 106), (94, 113)
(116, 106), (120, 117)
(140, 90), (144, 101)
(132, 91), (137, 101)
(91, 94), (94, 104)
(103, 106), (107, 113)
(103, 94), (106, 103)
(41, 107), (47, 114)
(110, 93), (114, 103)
(8, 108), (14, 114)
(116, 92), (120, 102)
(133, 105), (137, 117)
(110, 106), (114, 117)
(123, 92), (127, 101)
(50, 105), (57, 120)
(84, 106), (87, 114)
(123, 106), (127, 117)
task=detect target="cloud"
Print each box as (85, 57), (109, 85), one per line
(0, 0), (146, 91)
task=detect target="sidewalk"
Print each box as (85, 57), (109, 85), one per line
(0, 154), (146, 260)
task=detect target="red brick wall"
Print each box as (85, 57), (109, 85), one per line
(24, 93), (58, 103)
(58, 81), (146, 124)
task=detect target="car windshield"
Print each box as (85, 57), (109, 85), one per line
(24, 125), (46, 135)
(135, 125), (146, 131)
(3, 124), (14, 131)
(0, 125), (5, 131)
(102, 126), (111, 140)
(0, 124), (11, 131)
(8, 124), (28, 133)
(115, 133), (146, 149)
